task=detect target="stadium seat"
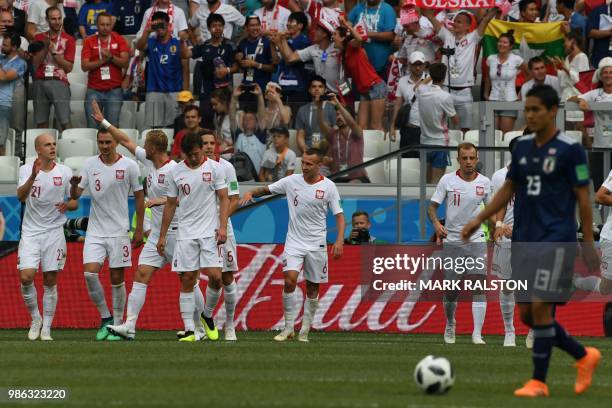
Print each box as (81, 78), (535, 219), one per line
(294, 157), (302, 174)
(363, 130), (385, 157)
(0, 156), (20, 182)
(288, 129), (299, 155)
(117, 144), (136, 161)
(61, 128), (98, 146)
(566, 130), (583, 144)
(120, 101), (138, 129)
(121, 129), (140, 144)
(68, 101), (88, 129)
(463, 130), (479, 145)
(25, 129), (58, 157)
(448, 129), (463, 147)
(390, 158), (420, 184)
(63, 156), (89, 174)
(57, 138), (96, 160)
(364, 158), (389, 184)
(502, 131), (524, 146)
(70, 82), (87, 103)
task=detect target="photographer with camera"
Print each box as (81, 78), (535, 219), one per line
(345, 211), (385, 244)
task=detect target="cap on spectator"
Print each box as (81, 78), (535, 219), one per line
(266, 82), (282, 93)
(400, 6), (419, 25)
(409, 51), (426, 64)
(593, 57), (612, 83)
(177, 91), (194, 102)
(317, 18), (335, 35)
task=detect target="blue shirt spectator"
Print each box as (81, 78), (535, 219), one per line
(0, 54), (26, 107)
(586, 3), (612, 68)
(146, 36), (183, 92)
(191, 40), (236, 97)
(237, 35), (274, 92)
(348, 0), (396, 75)
(276, 17), (311, 94)
(112, 0), (151, 35)
(78, 0), (111, 37)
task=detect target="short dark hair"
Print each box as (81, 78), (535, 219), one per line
(304, 147), (322, 161)
(181, 131), (203, 154)
(288, 11), (308, 32)
(309, 75), (327, 89)
(527, 56), (545, 70)
(525, 84), (560, 109)
(96, 12), (113, 23)
(183, 104), (200, 116)
(207, 13), (225, 28)
(151, 11), (170, 23)
(519, 0), (537, 12)
(5, 32), (21, 49)
(270, 127), (289, 138)
(429, 63), (447, 82)
(508, 136), (519, 153)
(499, 30), (516, 47)
(246, 15), (261, 25)
(557, 0), (575, 9)
(352, 211), (370, 220)
(45, 6), (62, 19)
(97, 128), (112, 138)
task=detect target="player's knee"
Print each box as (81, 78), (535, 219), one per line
(221, 272), (234, 286)
(180, 273), (197, 290)
(109, 269), (124, 285)
(20, 276), (34, 286)
(43, 272), (57, 287)
(600, 279), (612, 295)
(306, 286), (319, 299)
(134, 269), (152, 284)
(283, 281), (297, 293)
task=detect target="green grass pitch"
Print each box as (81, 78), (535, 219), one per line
(1, 330), (610, 407)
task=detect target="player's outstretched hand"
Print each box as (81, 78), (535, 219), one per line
(55, 202), (68, 214)
(332, 241), (343, 259)
(145, 197), (165, 208)
(216, 227), (227, 245)
(157, 236), (166, 257)
(132, 227), (144, 248)
(581, 241), (600, 272)
(461, 219), (480, 242)
(90, 99), (104, 123)
(239, 192), (254, 206)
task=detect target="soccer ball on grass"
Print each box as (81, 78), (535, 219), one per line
(414, 355), (455, 395)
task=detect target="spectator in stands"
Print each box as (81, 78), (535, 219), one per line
(136, 0), (189, 41)
(0, 0), (26, 37)
(416, 62), (459, 184)
(189, 0), (245, 43)
(0, 32), (26, 156)
(390, 50), (428, 158)
(273, 18), (340, 93)
(236, 16), (279, 97)
(519, 0), (539, 22)
(259, 82), (292, 136)
(122, 51), (146, 101)
(274, 11), (310, 108)
(348, 0), (396, 78)
(255, 0), (291, 34)
(396, 8), (437, 66)
(136, 11), (185, 128)
(422, 7), (498, 133)
(586, 1), (612, 68)
(259, 126), (296, 181)
(78, 0), (111, 38)
(172, 89), (195, 134)
(520, 56), (562, 99)
(345, 211), (385, 244)
(112, 0), (151, 36)
(171, 104), (201, 160)
(299, 0), (342, 41)
(318, 93), (369, 183)
(556, 0), (587, 33)
(62, 0), (79, 37)
(484, 30), (526, 134)
(334, 17), (385, 132)
(234, 109), (266, 174)
(181, 13), (237, 114)
(0, 9), (28, 52)
(295, 75), (336, 154)
(25, 0), (64, 41)
(30, 6), (74, 130)
(82, 13), (129, 129)
(210, 87), (233, 153)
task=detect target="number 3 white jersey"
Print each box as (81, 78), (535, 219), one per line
(78, 155), (143, 237)
(491, 166), (514, 227)
(269, 174), (343, 251)
(431, 170), (492, 242)
(166, 158), (227, 240)
(18, 162), (72, 237)
(216, 157), (240, 237)
(136, 147), (178, 242)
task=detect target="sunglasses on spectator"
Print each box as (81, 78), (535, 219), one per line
(496, 63), (502, 77)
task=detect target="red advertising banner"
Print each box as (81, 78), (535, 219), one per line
(415, 0), (496, 8)
(0, 243), (605, 336)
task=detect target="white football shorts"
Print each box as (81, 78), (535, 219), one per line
(222, 234), (238, 273)
(172, 237), (223, 272)
(138, 234), (177, 269)
(491, 239), (512, 280)
(600, 239), (612, 280)
(282, 246), (329, 284)
(83, 235), (132, 268)
(18, 228), (66, 272)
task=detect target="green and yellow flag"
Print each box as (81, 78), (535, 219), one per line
(482, 20), (565, 60)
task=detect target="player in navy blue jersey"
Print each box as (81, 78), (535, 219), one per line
(462, 85), (601, 398)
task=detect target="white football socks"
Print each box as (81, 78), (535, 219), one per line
(300, 297), (318, 335)
(224, 281), (237, 329)
(499, 291), (515, 334)
(84, 272), (111, 319)
(126, 282), (147, 330)
(42, 285), (57, 331)
(112, 282), (126, 325)
(193, 283), (205, 332)
(282, 290), (297, 332)
(443, 296), (457, 326)
(179, 291), (195, 332)
(472, 294), (487, 338)
(203, 286), (221, 319)
(21, 283), (41, 320)
(573, 276), (601, 293)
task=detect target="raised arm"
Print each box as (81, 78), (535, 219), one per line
(90, 100), (138, 154)
(477, 7), (498, 37)
(420, 8), (443, 34)
(239, 185), (273, 205)
(270, 32), (301, 64)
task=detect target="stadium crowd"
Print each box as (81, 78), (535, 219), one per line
(0, 0), (611, 182)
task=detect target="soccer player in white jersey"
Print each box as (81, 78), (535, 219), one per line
(240, 148), (345, 342)
(70, 129), (145, 341)
(491, 137), (519, 347)
(428, 142), (493, 345)
(157, 132), (230, 342)
(201, 131), (241, 341)
(16, 134), (78, 341)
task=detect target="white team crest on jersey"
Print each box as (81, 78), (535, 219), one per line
(158, 174), (165, 184)
(316, 190), (325, 199)
(53, 176), (62, 186)
(116, 170), (125, 180)
(543, 156), (556, 174)
(476, 186), (485, 196)
(202, 172), (211, 182)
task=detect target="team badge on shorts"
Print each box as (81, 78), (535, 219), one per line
(116, 170), (125, 180)
(158, 174), (165, 184)
(202, 172), (211, 182)
(315, 190), (325, 199)
(476, 186), (485, 196)
(53, 176), (62, 186)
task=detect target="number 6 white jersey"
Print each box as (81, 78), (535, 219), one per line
(166, 158), (227, 240)
(215, 157), (240, 238)
(269, 174), (343, 251)
(18, 162), (72, 237)
(78, 155), (143, 237)
(430, 170), (492, 242)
